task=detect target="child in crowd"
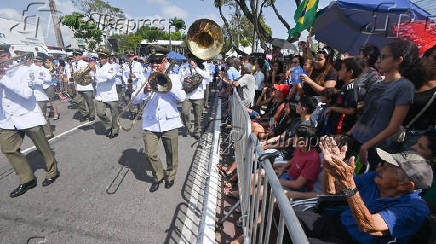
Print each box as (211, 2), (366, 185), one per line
(322, 57), (364, 135)
(273, 125), (321, 192)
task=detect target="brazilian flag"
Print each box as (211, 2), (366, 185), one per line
(289, 0), (319, 38)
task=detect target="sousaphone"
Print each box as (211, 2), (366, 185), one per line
(186, 19), (224, 60)
(183, 19), (223, 93)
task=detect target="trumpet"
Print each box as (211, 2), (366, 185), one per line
(127, 61), (133, 92)
(73, 63), (93, 86)
(0, 53), (33, 74)
(117, 60), (175, 132)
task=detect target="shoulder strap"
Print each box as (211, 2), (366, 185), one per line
(406, 90), (436, 129)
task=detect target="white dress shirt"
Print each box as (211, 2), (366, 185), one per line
(72, 59), (94, 91)
(179, 63), (209, 100)
(94, 62), (118, 102)
(111, 62), (123, 85)
(29, 64), (51, 102)
(133, 69), (186, 132)
(0, 66), (47, 130)
(123, 60), (145, 91)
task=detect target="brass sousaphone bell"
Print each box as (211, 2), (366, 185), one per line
(182, 19), (223, 93)
(186, 19), (224, 60)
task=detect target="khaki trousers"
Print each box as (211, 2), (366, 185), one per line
(76, 91), (95, 119)
(0, 126), (58, 184)
(124, 89), (140, 114)
(95, 100), (120, 134)
(143, 129), (178, 182)
(204, 84), (210, 106)
(67, 83), (77, 101)
(181, 99), (204, 136)
(37, 101), (54, 138)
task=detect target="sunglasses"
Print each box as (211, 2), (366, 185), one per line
(318, 48), (330, 57)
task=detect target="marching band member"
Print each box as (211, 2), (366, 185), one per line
(65, 56), (77, 103)
(91, 49), (119, 139)
(180, 55), (209, 139)
(72, 50), (95, 122)
(30, 56), (54, 139)
(0, 51), (59, 198)
(204, 60), (216, 108)
(123, 50), (145, 120)
(43, 58), (60, 120)
(110, 56), (124, 107)
(132, 45), (186, 192)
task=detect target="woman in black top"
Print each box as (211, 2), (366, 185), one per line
(300, 47), (338, 96)
(400, 45), (436, 150)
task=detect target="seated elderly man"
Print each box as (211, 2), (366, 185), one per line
(295, 137), (433, 244)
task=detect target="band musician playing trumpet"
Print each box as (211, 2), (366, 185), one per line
(90, 48), (119, 139)
(123, 50), (145, 120)
(72, 50), (95, 122)
(131, 45), (186, 193)
(0, 48), (59, 198)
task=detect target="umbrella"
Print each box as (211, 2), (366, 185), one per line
(271, 38), (298, 52)
(394, 19), (436, 55)
(166, 51), (186, 61)
(312, 0), (431, 55)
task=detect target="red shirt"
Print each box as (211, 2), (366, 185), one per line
(287, 148), (321, 191)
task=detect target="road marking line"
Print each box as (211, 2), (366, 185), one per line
(197, 99), (221, 244)
(21, 121), (94, 154)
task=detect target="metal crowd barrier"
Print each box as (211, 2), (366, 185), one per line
(229, 88), (309, 244)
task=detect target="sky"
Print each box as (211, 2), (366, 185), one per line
(0, 0), (332, 47)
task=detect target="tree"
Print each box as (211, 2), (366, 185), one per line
(229, 15), (271, 47)
(61, 0), (125, 50)
(111, 26), (185, 54)
(209, 0), (304, 51)
(169, 18), (186, 32)
(213, 0), (272, 52)
(61, 12), (103, 50)
(72, 0), (124, 18)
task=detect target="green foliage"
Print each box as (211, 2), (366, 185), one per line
(111, 26), (186, 54)
(61, 12), (103, 50)
(169, 18), (186, 32)
(240, 39), (250, 47)
(220, 37), (233, 55)
(72, 0), (124, 18)
(259, 16), (272, 37)
(228, 14), (271, 47)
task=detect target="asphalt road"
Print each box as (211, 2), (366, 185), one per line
(0, 95), (217, 244)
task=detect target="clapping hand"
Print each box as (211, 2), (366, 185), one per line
(320, 136), (355, 188)
(319, 136), (347, 162)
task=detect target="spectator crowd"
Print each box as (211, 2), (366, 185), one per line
(216, 40), (436, 244)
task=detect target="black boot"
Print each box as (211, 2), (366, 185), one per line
(42, 172), (60, 187)
(105, 129), (112, 137)
(149, 179), (163, 192)
(10, 179), (37, 198)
